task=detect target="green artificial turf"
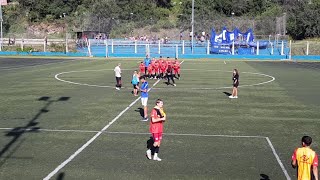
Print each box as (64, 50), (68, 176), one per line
(0, 58), (319, 179)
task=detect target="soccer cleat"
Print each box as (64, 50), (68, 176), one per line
(229, 95), (234, 98)
(173, 84), (176, 86)
(153, 153), (162, 161)
(146, 150), (152, 160)
(116, 87), (120, 90)
(234, 96), (238, 98)
(141, 118), (148, 121)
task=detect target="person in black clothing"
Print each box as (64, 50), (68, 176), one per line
(229, 69), (239, 99)
(166, 61), (176, 86)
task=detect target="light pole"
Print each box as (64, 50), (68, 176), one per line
(231, 12), (235, 29)
(191, 0), (194, 54)
(130, 12), (133, 37)
(149, 17), (153, 37)
(0, 3), (3, 51)
(60, 13), (68, 53)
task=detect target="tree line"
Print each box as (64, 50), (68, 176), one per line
(4, 0), (320, 40)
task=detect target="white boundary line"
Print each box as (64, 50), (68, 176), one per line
(266, 137), (291, 180)
(0, 128), (264, 138)
(0, 126), (290, 179)
(55, 68), (275, 90)
(54, 69), (136, 89)
(43, 60), (185, 179)
(43, 79), (161, 180)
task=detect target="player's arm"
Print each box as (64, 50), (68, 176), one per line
(313, 166), (318, 180)
(140, 85), (148, 92)
(291, 149), (297, 168)
(313, 153), (318, 180)
(151, 111), (165, 123)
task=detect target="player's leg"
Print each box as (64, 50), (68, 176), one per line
(141, 98), (148, 121)
(115, 77), (120, 90)
(234, 86), (238, 98)
(153, 134), (162, 161)
(171, 75), (176, 86)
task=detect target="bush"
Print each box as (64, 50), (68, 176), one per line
(16, 46), (33, 52)
(157, 20), (175, 29)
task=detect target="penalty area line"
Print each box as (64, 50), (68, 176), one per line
(265, 137), (291, 180)
(43, 79), (162, 180)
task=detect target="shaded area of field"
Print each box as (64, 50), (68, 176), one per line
(0, 57), (75, 70)
(246, 61), (320, 106)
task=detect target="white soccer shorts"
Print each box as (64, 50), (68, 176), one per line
(141, 97), (148, 107)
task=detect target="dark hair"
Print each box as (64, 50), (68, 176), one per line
(233, 69), (239, 76)
(160, 56), (162, 58)
(301, 136), (312, 146)
(140, 76), (145, 80)
(156, 99), (163, 104)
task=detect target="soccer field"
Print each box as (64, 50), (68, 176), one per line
(0, 57), (319, 180)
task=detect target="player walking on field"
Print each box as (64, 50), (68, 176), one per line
(146, 99), (166, 161)
(229, 69), (239, 98)
(292, 136), (318, 180)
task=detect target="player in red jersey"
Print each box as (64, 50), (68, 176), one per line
(173, 58), (181, 79)
(146, 99), (166, 161)
(139, 62), (145, 76)
(153, 61), (160, 79)
(160, 60), (167, 79)
(147, 64), (153, 79)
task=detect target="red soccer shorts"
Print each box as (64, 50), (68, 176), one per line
(152, 133), (163, 143)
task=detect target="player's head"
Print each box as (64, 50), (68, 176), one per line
(233, 69), (238, 75)
(160, 56), (162, 58)
(301, 136), (312, 147)
(118, 63), (121, 67)
(146, 54), (149, 58)
(140, 76), (146, 82)
(155, 99), (163, 108)
(140, 61), (143, 64)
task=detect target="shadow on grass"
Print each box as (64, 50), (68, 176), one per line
(134, 108), (144, 118)
(0, 96), (70, 167)
(57, 172), (65, 180)
(260, 174), (270, 180)
(223, 92), (232, 96)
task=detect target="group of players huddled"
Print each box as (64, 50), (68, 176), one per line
(139, 55), (181, 86)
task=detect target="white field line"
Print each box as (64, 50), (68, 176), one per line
(55, 68), (275, 90)
(0, 59), (81, 71)
(0, 126), (291, 179)
(0, 128), (265, 139)
(43, 80), (161, 180)
(44, 60), (184, 180)
(266, 137), (291, 180)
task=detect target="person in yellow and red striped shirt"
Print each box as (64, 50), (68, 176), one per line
(292, 136), (318, 180)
